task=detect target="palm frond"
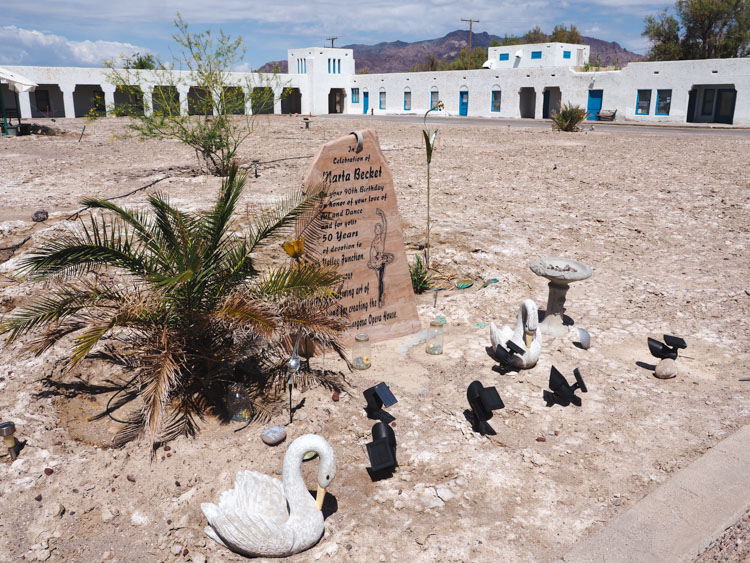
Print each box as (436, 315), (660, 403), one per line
(202, 163), (246, 255)
(0, 287), (98, 344)
(215, 294), (277, 336)
(20, 215), (151, 280)
(246, 187), (327, 254)
(253, 264), (341, 301)
(293, 182), (330, 260)
(139, 330), (182, 441)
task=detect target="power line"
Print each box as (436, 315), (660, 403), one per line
(461, 19), (480, 70)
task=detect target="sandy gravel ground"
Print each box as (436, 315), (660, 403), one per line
(0, 116), (749, 563)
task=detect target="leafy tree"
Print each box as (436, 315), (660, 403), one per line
(550, 24), (582, 44)
(643, 0), (750, 60)
(108, 15), (284, 175)
(501, 34), (524, 46)
(0, 165), (347, 449)
(489, 39), (501, 47)
(524, 26), (549, 43)
(123, 52), (159, 70)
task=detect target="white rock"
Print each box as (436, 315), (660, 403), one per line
(190, 553), (206, 563)
(435, 486), (456, 502)
(171, 543), (184, 555)
(130, 511), (150, 526)
(45, 503), (65, 519)
(35, 549), (51, 561)
(419, 487), (445, 510)
(101, 507), (118, 523)
(655, 358), (678, 379)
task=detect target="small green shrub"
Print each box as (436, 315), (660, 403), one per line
(409, 253), (433, 294)
(551, 103), (588, 132)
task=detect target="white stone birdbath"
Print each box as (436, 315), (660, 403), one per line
(530, 257), (592, 337)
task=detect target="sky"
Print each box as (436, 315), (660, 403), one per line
(1, 1), (674, 69)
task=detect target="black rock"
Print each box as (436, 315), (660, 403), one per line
(32, 210), (48, 222)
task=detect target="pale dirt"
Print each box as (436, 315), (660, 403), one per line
(1, 116), (749, 563)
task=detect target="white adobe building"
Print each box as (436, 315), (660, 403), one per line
(1, 42), (747, 126)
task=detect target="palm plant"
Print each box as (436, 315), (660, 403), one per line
(0, 164), (347, 448)
(551, 103), (588, 132)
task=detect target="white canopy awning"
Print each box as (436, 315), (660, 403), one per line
(0, 67), (37, 93)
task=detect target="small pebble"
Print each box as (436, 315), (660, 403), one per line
(536, 436), (546, 442)
(164, 445), (171, 452)
(126, 475), (136, 483)
(332, 391), (340, 402)
(166, 453), (172, 457)
(261, 426), (287, 446)
(183, 548), (189, 556)
(35, 494), (42, 502)
(391, 422), (396, 427)
(175, 481), (181, 487)
(44, 468), (53, 476)
(32, 210), (49, 222)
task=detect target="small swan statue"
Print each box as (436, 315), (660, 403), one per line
(201, 434), (336, 558)
(490, 298), (543, 369)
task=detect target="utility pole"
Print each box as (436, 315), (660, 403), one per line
(326, 37), (338, 48)
(461, 18), (479, 70)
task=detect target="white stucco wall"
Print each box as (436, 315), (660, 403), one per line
(487, 43), (590, 69)
(3, 44), (749, 125)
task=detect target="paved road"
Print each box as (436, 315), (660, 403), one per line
(316, 113), (750, 137)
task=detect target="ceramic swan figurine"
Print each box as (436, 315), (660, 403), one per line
(201, 434), (336, 558)
(490, 298), (543, 369)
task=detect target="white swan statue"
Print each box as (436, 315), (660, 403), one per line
(490, 298), (543, 369)
(201, 434), (336, 558)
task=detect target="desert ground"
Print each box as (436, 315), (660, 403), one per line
(1, 115), (749, 563)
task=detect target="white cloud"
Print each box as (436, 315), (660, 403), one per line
(0, 26), (147, 67)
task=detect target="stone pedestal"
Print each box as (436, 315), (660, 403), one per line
(530, 257), (592, 338)
(541, 280), (572, 337)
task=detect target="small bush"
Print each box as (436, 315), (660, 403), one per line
(409, 253), (432, 294)
(551, 103), (588, 132)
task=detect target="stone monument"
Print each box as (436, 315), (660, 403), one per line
(302, 130), (420, 345)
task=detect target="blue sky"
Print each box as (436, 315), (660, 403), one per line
(1, 1), (673, 69)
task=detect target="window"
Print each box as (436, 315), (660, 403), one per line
(656, 89), (672, 115)
(491, 90), (501, 112)
(636, 89), (651, 115)
(328, 58), (331, 73)
(337, 59), (341, 74)
(304, 59), (307, 73)
(404, 91), (411, 111)
(351, 88), (360, 103)
(379, 91), (386, 110)
(499, 53), (509, 61)
(563, 51), (571, 59)
(531, 51), (542, 59)
(701, 89), (715, 115)
(430, 90), (439, 109)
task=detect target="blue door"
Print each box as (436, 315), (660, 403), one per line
(587, 90), (603, 120)
(363, 92), (369, 114)
(459, 91), (469, 116)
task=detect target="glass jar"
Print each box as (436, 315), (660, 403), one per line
(425, 320), (444, 355)
(352, 333), (371, 370)
(226, 383), (253, 422)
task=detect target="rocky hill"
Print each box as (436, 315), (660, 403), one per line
(258, 29), (642, 74)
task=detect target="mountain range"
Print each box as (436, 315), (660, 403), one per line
(259, 30), (643, 74)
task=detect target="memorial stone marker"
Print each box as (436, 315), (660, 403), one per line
(302, 130), (420, 345)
